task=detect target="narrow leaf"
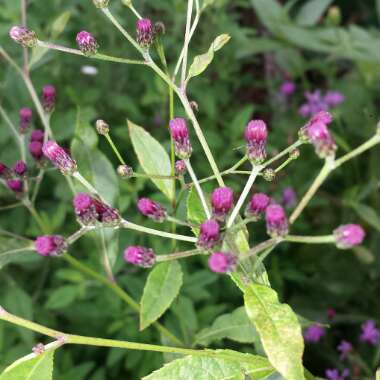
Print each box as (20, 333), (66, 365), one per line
(250, 0), (289, 32)
(140, 261), (183, 330)
(296, 0), (333, 27)
(186, 188), (207, 235)
(0, 237), (33, 270)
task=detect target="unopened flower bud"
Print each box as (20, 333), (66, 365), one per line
(326, 6), (341, 26)
(35, 235), (67, 257)
(95, 119), (109, 135)
(208, 252), (237, 273)
(265, 204), (289, 238)
(334, 224), (365, 249)
(280, 81), (296, 96)
(197, 220), (220, 249)
(29, 141), (43, 160)
(169, 118), (192, 159)
(76, 31), (98, 56)
(211, 187), (234, 222)
(244, 120), (268, 164)
(154, 21), (165, 36)
(245, 193), (270, 219)
(117, 164), (133, 178)
(13, 160), (27, 177)
(263, 168), (276, 182)
(92, 0), (109, 8)
(175, 160), (186, 176)
(6, 179), (23, 193)
(124, 246), (156, 268)
(19, 108), (32, 134)
(43, 141), (77, 174)
(30, 129), (44, 142)
(42, 85), (56, 113)
(189, 101), (199, 113)
(0, 163), (12, 179)
(137, 198), (167, 222)
(9, 26), (37, 47)
(290, 148), (300, 160)
(136, 18), (154, 48)
(307, 121), (337, 158)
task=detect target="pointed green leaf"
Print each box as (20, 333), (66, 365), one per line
(250, 0), (289, 32)
(0, 237), (33, 270)
(140, 261), (183, 330)
(128, 120), (174, 201)
(186, 187), (207, 235)
(296, 0), (333, 27)
(376, 368), (380, 380)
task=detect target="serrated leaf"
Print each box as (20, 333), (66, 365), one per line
(195, 306), (258, 346)
(0, 349), (54, 380)
(244, 284), (305, 380)
(187, 34), (231, 80)
(143, 350), (275, 380)
(296, 0), (333, 27)
(128, 120), (174, 201)
(140, 261), (183, 330)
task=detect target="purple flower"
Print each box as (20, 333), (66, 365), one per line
(325, 368), (349, 380)
(299, 90), (344, 119)
(244, 119), (268, 164)
(137, 198), (167, 222)
(29, 141), (43, 160)
(0, 163), (12, 179)
(309, 110), (333, 125)
(265, 204), (289, 238)
(306, 120), (337, 158)
(13, 160), (27, 176)
(30, 129), (44, 142)
(19, 107), (32, 134)
(360, 320), (380, 345)
(208, 252), (237, 273)
(76, 31), (98, 56)
(34, 235), (66, 257)
(42, 140), (77, 174)
(197, 220), (220, 249)
(175, 160), (186, 175)
(169, 118), (192, 159)
(211, 187), (234, 222)
(9, 26), (37, 47)
(136, 18), (154, 48)
(324, 91), (345, 107)
(334, 224), (365, 249)
(280, 81), (296, 96)
(245, 193), (270, 219)
(337, 340), (353, 360)
(6, 179), (23, 193)
(124, 246), (156, 268)
(304, 324), (326, 343)
(42, 85), (56, 113)
(282, 187), (297, 209)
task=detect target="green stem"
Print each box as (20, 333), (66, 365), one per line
(104, 133), (126, 165)
(156, 249), (204, 262)
(133, 173), (177, 180)
(181, 0), (194, 86)
(275, 156), (295, 173)
(166, 216), (192, 227)
(24, 200), (49, 234)
(263, 140), (303, 168)
(285, 235), (335, 244)
(72, 172), (104, 200)
(99, 228), (115, 282)
(244, 238), (283, 260)
(0, 105), (24, 158)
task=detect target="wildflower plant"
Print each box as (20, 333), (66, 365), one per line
(1, 1), (380, 379)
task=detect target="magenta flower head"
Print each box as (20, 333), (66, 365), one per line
(175, 160), (187, 176)
(124, 246), (156, 268)
(245, 193), (270, 219)
(360, 320), (380, 345)
(42, 140), (77, 174)
(197, 220), (220, 249)
(13, 160), (27, 176)
(304, 324), (326, 343)
(337, 340), (353, 360)
(35, 235), (67, 257)
(282, 187), (297, 209)
(29, 141), (43, 160)
(265, 203), (289, 238)
(306, 121), (337, 158)
(76, 31), (98, 56)
(136, 18), (154, 48)
(211, 187), (234, 222)
(333, 224), (365, 249)
(208, 252), (237, 273)
(324, 91), (345, 107)
(137, 198), (167, 223)
(280, 81), (296, 96)
(6, 179), (23, 193)
(42, 85), (56, 113)
(30, 129), (44, 142)
(325, 369), (349, 380)
(310, 110), (333, 125)
(9, 26), (37, 47)
(169, 118), (192, 159)
(244, 120), (268, 164)
(19, 107), (33, 134)
(0, 163), (12, 179)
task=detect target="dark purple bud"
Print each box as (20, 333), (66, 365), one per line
(244, 120), (268, 164)
(124, 246), (156, 268)
(137, 198), (167, 222)
(29, 141), (44, 160)
(42, 140), (77, 174)
(76, 31), (99, 56)
(30, 129), (44, 142)
(19, 108), (32, 134)
(208, 252), (237, 273)
(34, 235), (67, 257)
(9, 26), (37, 47)
(282, 187), (297, 209)
(136, 18), (154, 48)
(13, 160), (27, 176)
(265, 204), (289, 238)
(42, 85), (56, 113)
(175, 160), (187, 175)
(6, 179), (23, 193)
(211, 187), (234, 221)
(169, 118), (192, 159)
(0, 163), (12, 179)
(93, 198), (120, 226)
(245, 193), (270, 219)
(197, 220), (220, 249)
(333, 224), (365, 249)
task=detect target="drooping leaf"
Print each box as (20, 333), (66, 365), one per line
(244, 284), (305, 380)
(128, 120), (174, 201)
(296, 0), (333, 27)
(140, 261), (183, 330)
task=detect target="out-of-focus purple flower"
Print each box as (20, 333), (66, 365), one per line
(9, 26), (37, 47)
(42, 85), (56, 113)
(42, 140), (77, 174)
(325, 368), (349, 380)
(211, 187), (234, 222)
(136, 18), (154, 47)
(137, 198), (167, 222)
(360, 320), (380, 345)
(19, 107), (33, 134)
(29, 141), (43, 160)
(327, 308), (336, 320)
(245, 193), (270, 219)
(30, 129), (44, 142)
(197, 220), (220, 249)
(334, 224), (365, 249)
(280, 81), (296, 96)
(6, 179), (23, 193)
(35, 235), (66, 257)
(304, 324), (326, 343)
(124, 246), (156, 268)
(337, 340), (353, 360)
(0, 163), (12, 179)
(208, 252), (237, 273)
(299, 90), (344, 119)
(306, 120), (337, 158)
(244, 119), (268, 164)
(76, 31), (98, 56)
(169, 118), (192, 159)
(13, 160), (27, 176)
(265, 204), (289, 238)
(175, 160), (186, 175)
(282, 187), (297, 209)
(324, 91), (345, 107)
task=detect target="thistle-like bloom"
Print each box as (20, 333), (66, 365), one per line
(280, 81), (296, 96)
(245, 193), (270, 219)
(76, 31), (98, 56)
(169, 118), (192, 159)
(211, 187), (234, 221)
(304, 324), (326, 343)
(42, 85), (56, 113)
(333, 224), (365, 249)
(6, 179), (23, 193)
(325, 369), (349, 380)
(175, 160), (186, 175)
(197, 220), (220, 249)
(208, 252), (237, 273)
(9, 26), (37, 47)
(30, 129), (44, 142)
(92, 0), (109, 8)
(13, 160), (27, 176)
(337, 340), (353, 360)
(360, 320), (380, 345)
(42, 140), (77, 174)
(29, 141), (43, 160)
(34, 235), (67, 257)
(124, 246), (156, 268)
(136, 18), (154, 48)
(19, 108), (33, 134)
(265, 204), (289, 238)
(282, 187), (297, 209)
(0, 163), (12, 179)
(306, 120), (337, 158)
(137, 198), (167, 222)
(244, 119), (268, 163)
(324, 91), (345, 107)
